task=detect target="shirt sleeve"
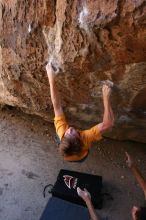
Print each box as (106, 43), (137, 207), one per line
(54, 115), (69, 140)
(81, 125), (102, 146)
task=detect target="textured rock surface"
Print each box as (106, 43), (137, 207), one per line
(1, 0), (146, 142)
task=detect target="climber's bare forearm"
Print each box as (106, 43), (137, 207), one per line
(97, 85), (114, 134)
(103, 98), (114, 126)
(49, 79), (63, 116)
(97, 97), (114, 134)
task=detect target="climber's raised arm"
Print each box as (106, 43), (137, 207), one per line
(97, 85), (114, 134)
(46, 63), (63, 117)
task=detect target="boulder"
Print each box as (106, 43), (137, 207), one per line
(1, 0), (146, 142)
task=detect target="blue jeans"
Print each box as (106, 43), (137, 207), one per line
(55, 133), (61, 145)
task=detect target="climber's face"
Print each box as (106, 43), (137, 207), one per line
(64, 127), (80, 139)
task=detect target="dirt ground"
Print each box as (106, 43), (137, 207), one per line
(0, 107), (146, 220)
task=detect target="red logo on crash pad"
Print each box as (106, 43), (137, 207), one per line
(63, 175), (78, 189)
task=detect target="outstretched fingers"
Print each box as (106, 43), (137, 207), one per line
(77, 187), (91, 202)
(125, 151), (134, 168)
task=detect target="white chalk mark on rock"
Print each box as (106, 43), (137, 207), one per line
(79, 6), (88, 24)
(78, 6), (89, 31)
(28, 24), (32, 33)
(100, 80), (114, 88)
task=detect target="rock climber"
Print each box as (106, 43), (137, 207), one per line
(46, 62), (114, 162)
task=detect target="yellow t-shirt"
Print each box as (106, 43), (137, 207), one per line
(54, 115), (102, 161)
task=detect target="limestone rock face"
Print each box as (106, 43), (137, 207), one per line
(1, 0), (146, 142)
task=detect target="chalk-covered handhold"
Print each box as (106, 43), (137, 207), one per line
(79, 6), (88, 25)
(78, 5), (89, 31)
(100, 80), (114, 88)
(48, 57), (60, 74)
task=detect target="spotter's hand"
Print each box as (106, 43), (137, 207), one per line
(77, 187), (91, 203)
(125, 152), (134, 168)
